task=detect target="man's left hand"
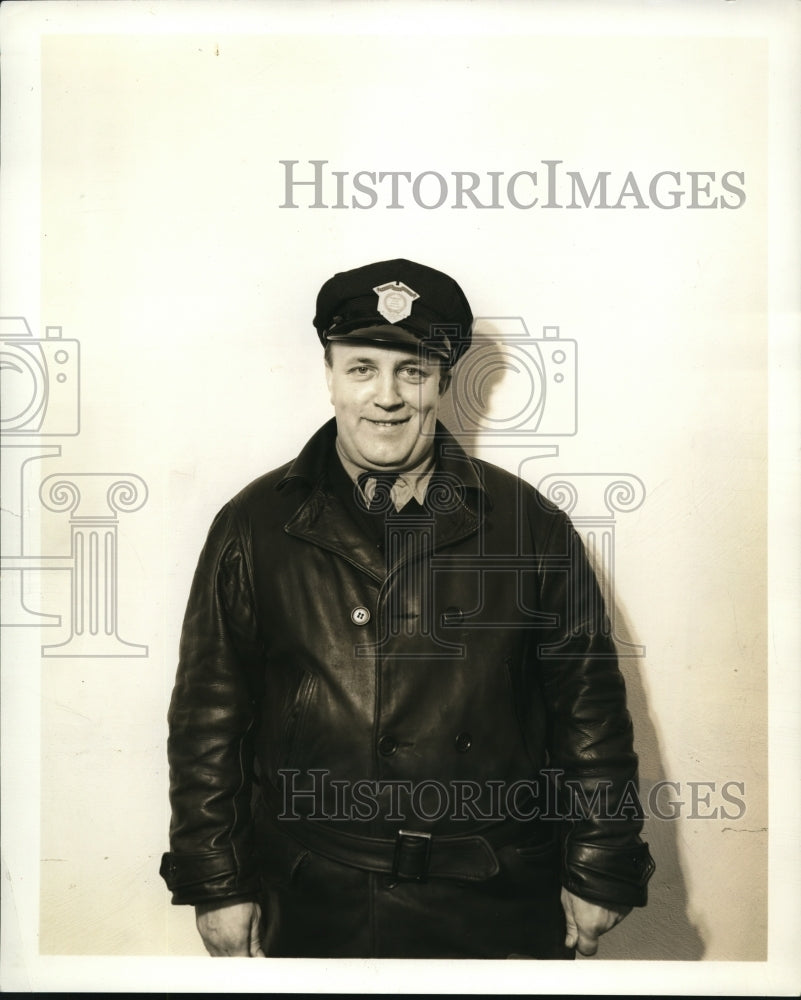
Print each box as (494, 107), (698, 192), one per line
(560, 887), (631, 956)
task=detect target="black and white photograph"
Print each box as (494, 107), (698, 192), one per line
(1, 0), (799, 994)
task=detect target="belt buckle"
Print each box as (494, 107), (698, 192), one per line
(392, 829), (433, 882)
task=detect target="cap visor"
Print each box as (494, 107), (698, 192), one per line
(325, 324), (450, 359)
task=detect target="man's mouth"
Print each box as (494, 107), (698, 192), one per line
(365, 417), (410, 427)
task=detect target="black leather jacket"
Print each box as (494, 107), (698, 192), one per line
(161, 420), (654, 909)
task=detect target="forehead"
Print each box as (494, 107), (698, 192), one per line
(328, 342), (438, 367)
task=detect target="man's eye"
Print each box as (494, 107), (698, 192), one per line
(400, 367), (428, 381)
(349, 366), (372, 375)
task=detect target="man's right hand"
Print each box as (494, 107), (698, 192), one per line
(195, 901), (265, 957)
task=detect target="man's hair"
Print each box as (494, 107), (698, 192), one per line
(323, 341), (452, 393)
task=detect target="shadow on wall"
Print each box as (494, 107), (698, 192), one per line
(440, 329), (706, 961)
(590, 602), (706, 961)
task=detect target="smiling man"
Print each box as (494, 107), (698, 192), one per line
(160, 258), (654, 959)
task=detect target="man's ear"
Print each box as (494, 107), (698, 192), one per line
(324, 358), (334, 404)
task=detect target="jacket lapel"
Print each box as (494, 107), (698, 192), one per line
(285, 482), (387, 583)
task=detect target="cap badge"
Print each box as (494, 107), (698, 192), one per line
(373, 281), (419, 323)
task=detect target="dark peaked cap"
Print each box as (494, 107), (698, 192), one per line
(313, 258), (473, 368)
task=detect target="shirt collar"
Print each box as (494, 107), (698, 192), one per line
(335, 437), (435, 512)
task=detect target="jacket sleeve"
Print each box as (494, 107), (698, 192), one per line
(159, 501), (264, 906)
(532, 499), (655, 909)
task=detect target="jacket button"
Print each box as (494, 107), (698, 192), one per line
(455, 732), (473, 753)
(441, 605), (464, 625)
(378, 735), (398, 756)
(351, 606), (371, 626)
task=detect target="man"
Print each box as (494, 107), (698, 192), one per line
(160, 258), (654, 959)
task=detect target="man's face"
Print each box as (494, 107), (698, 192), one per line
(325, 342), (450, 472)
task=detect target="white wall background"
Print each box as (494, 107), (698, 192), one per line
(2, 1), (799, 994)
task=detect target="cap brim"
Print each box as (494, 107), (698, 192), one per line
(325, 323), (451, 360)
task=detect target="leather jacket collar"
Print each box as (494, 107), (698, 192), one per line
(277, 419), (490, 581)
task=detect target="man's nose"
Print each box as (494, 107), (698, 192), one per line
(373, 373), (404, 410)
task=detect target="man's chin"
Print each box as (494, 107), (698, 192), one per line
(355, 434), (411, 467)
(361, 453), (412, 470)
(355, 443), (424, 472)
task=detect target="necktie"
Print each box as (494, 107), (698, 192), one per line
(358, 472), (398, 512)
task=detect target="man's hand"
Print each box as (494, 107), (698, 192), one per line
(195, 901), (265, 957)
(560, 888), (631, 957)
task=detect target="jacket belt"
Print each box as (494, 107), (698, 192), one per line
(273, 815), (548, 883)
